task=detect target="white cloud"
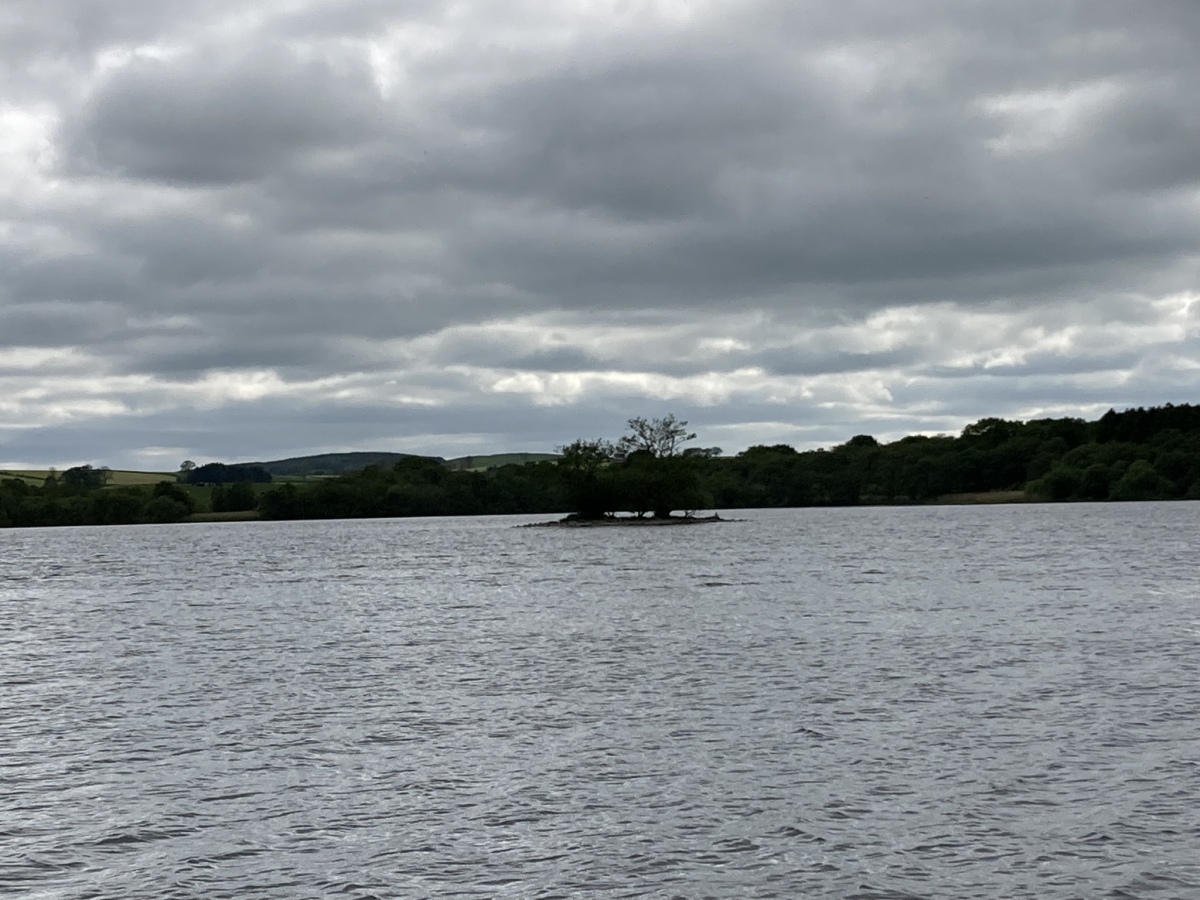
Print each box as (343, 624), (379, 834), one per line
(978, 80), (1124, 158)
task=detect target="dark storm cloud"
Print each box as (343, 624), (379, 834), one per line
(3, 0), (1199, 465)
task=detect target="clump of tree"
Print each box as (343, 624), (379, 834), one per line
(257, 454), (568, 521)
(183, 463), (272, 485)
(557, 438), (620, 520)
(0, 477), (196, 527)
(144, 482), (197, 523)
(59, 465), (113, 489)
(211, 482), (259, 513)
(707, 404), (1200, 507)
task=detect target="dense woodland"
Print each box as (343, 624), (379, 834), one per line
(2, 404), (1198, 528)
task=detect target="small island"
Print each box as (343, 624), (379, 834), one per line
(528, 512), (726, 527)
(536, 415), (720, 525)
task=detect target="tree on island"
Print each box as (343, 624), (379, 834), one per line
(617, 414), (697, 458)
(559, 415), (711, 520)
(557, 438), (619, 520)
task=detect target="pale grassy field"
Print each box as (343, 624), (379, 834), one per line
(444, 453), (560, 471)
(0, 471), (44, 486)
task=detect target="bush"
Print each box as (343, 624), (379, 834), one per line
(1040, 465), (1082, 501)
(1078, 464), (1112, 500)
(152, 481), (195, 512)
(144, 496), (190, 523)
(211, 482), (258, 512)
(1109, 460), (1173, 501)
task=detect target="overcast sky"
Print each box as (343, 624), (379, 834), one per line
(2, 0), (1198, 468)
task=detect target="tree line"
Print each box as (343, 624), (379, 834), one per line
(2, 404), (1198, 528)
(252, 404), (1200, 522)
(0, 477), (198, 528)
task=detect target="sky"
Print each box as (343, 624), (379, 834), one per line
(2, 0), (1198, 469)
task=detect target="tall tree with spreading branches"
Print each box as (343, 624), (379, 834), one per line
(618, 414), (697, 458)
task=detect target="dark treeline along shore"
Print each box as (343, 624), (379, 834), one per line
(2, 404), (1199, 529)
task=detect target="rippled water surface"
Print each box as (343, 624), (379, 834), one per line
(3, 504), (1199, 899)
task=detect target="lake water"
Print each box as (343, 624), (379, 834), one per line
(2, 504), (1198, 899)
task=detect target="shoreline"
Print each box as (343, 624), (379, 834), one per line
(525, 513), (727, 528)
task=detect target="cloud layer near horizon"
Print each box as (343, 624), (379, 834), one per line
(2, 0), (1198, 467)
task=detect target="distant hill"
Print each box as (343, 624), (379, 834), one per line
(444, 453), (560, 471)
(246, 451), (560, 477)
(247, 452), (439, 477)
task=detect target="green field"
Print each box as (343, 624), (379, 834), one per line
(1, 469), (176, 486)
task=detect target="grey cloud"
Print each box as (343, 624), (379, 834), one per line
(270, 0), (440, 40)
(4, 0), (1199, 464)
(755, 347), (924, 377)
(114, 335), (340, 378)
(1079, 88), (1200, 193)
(42, 0), (1191, 331)
(0, 301), (134, 349)
(439, 50), (812, 221)
(1, 1), (241, 57)
(889, 373), (1191, 424)
(63, 44), (387, 185)
(92, 213), (274, 288)
(380, 3), (1197, 317)
(0, 394), (657, 466)
(922, 353), (1146, 381)
(0, 2), (185, 69)
(5, 253), (140, 309)
(422, 331), (605, 373)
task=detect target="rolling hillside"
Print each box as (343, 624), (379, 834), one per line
(2, 452), (561, 486)
(245, 451), (558, 476)
(246, 452), (438, 477)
